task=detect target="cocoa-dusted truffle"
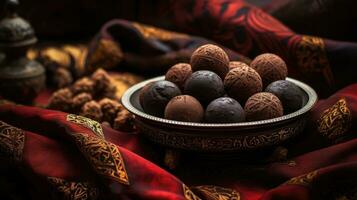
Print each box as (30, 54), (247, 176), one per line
(53, 67), (73, 88)
(80, 100), (103, 122)
(224, 65), (262, 103)
(113, 109), (135, 132)
(72, 92), (92, 112)
(205, 97), (245, 123)
(47, 88), (73, 112)
(165, 63), (192, 90)
(184, 70), (225, 105)
(164, 95), (204, 122)
(190, 44), (229, 79)
(265, 80), (303, 114)
(244, 92), (283, 121)
(140, 80), (181, 117)
(71, 77), (95, 95)
(99, 98), (123, 123)
(250, 53), (288, 87)
(229, 61), (249, 71)
(91, 68), (112, 92)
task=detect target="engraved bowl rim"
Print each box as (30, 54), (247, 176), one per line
(122, 76), (317, 128)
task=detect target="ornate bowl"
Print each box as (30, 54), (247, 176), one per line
(122, 76), (317, 153)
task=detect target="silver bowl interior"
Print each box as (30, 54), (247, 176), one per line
(122, 76), (317, 128)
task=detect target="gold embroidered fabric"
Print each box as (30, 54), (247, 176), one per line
(192, 185), (241, 200)
(295, 35), (335, 88)
(0, 120), (25, 162)
(48, 177), (99, 200)
(318, 99), (352, 142)
(133, 22), (188, 40)
(183, 184), (201, 200)
(71, 132), (129, 185)
(284, 170), (318, 187)
(67, 114), (104, 139)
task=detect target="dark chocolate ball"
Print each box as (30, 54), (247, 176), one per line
(139, 80), (181, 117)
(165, 95), (204, 122)
(205, 97), (245, 123)
(250, 53), (288, 87)
(265, 80), (303, 114)
(224, 65), (263, 104)
(184, 70), (225, 105)
(165, 63), (192, 90)
(244, 92), (283, 121)
(190, 44), (229, 79)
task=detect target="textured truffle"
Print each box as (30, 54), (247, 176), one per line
(164, 95), (204, 122)
(244, 92), (283, 121)
(205, 97), (245, 123)
(190, 44), (229, 79)
(229, 61), (249, 71)
(91, 68), (112, 92)
(71, 77), (95, 95)
(53, 67), (73, 88)
(250, 53), (288, 87)
(184, 70), (225, 105)
(224, 65), (263, 104)
(47, 88), (73, 112)
(80, 100), (103, 122)
(140, 80), (181, 117)
(99, 98), (123, 123)
(113, 109), (135, 132)
(72, 92), (93, 112)
(165, 63), (192, 90)
(265, 80), (304, 114)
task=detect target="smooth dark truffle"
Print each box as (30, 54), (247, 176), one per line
(140, 80), (181, 117)
(265, 80), (303, 114)
(164, 95), (204, 122)
(229, 61), (249, 71)
(244, 92), (283, 121)
(190, 44), (229, 79)
(250, 53), (288, 87)
(205, 97), (245, 123)
(184, 70), (225, 105)
(224, 65), (263, 104)
(165, 63), (192, 90)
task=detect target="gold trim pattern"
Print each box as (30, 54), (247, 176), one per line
(318, 99), (352, 141)
(67, 114), (104, 139)
(192, 185), (241, 200)
(183, 184), (201, 200)
(48, 177), (99, 200)
(71, 132), (129, 185)
(284, 170), (318, 187)
(295, 35), (335, 88)
(0, 120), (25, 162)
(132, 22), (188, 40)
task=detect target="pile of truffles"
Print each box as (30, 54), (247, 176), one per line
(47, 68), (134, 131)
(139, 44), (304, 123)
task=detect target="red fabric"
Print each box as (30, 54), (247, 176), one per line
(0, 84), (356, 199)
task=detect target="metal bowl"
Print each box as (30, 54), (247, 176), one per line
(122, 76), (317, 153)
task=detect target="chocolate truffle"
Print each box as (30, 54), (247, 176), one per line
(47, 88), (73, 112)
(139, 82), (153, 109)
(224, 65), (263, 103)
(244, 92), (283, 121)
(72, 92), (92, 112)
(229, 61), (249, 71)
(71, 77), (95, 95)
(165, 63), (192, 90)
(140, 80), (181, 117)
(250, 53), (288, 87)
(164, 95), (204, 122)
(205, 97), (245, 123)
(113, 109), (135, 132)
(80, 100), (103, 122)
(265, 80), (303, 114)
(99, 98), (123, 123)
(54, 67), (73, 88)
(91, 68), (112, 92)
(190, 44), (229, 79)
(184, 70), (225, 105)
